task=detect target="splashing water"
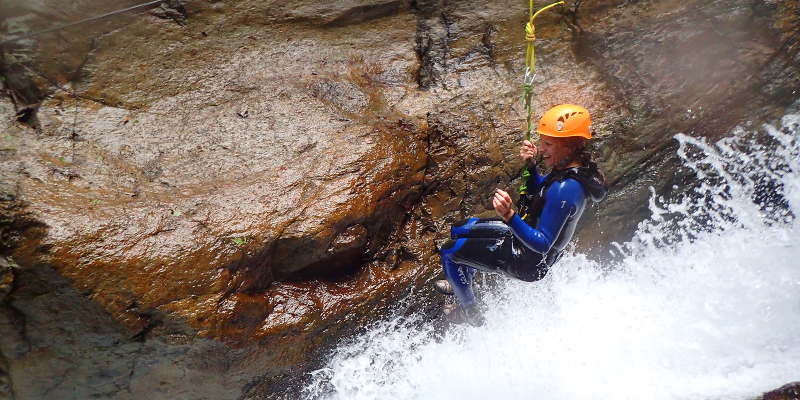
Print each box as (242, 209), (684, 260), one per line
(303, 113), (800, 400)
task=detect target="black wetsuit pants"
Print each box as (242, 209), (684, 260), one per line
(440, 217), (557, 306)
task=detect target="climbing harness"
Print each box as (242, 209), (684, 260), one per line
(519, 0), (565, 195)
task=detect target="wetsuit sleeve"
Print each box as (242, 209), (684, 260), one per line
(507, 178), (586, 253)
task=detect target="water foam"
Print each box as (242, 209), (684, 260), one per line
(303, 113), (800, 400)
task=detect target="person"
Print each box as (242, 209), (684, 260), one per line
(435, 104), (608, 325)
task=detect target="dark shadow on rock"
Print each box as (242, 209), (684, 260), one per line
(324, 0), (409, 28)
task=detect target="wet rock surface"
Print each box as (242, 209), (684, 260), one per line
(571, 0), (800, 250)
(0, 0), (798, 398)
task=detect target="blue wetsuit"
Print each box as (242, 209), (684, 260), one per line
(440, 165), (607, 306)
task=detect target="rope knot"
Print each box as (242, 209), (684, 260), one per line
(525, 22), (535, 41)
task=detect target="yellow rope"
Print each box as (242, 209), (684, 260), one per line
(525, 0), (566, 72)
(519, 0), (565, 195)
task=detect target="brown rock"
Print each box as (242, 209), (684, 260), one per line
(0, 257), (14, 302)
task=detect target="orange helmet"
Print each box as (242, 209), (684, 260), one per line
(536, 104), (592, 139)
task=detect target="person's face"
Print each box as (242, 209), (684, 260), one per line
(538, 135), (573, 168)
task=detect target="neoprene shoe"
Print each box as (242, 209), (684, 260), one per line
(443, 303), (484, 327)
(434, 279), (454, 295)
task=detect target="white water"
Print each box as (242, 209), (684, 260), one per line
(303, 113), (800, 400)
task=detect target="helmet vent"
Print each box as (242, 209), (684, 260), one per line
(558, 111), (582, 122)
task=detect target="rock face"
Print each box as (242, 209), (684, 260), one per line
(0, 0), (798, 398)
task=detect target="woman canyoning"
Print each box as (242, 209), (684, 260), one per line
(435, 104), (608, 325)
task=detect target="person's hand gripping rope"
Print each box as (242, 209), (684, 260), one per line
(495, 140), (539, 222)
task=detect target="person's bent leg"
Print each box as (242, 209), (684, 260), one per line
(450, 218), (480, 239)
(440, 239), (483, 326)
(450, 218), (508, 239)
(440, 238), (476, 306)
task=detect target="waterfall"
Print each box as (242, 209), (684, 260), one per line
(303, 112), (800, 400)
